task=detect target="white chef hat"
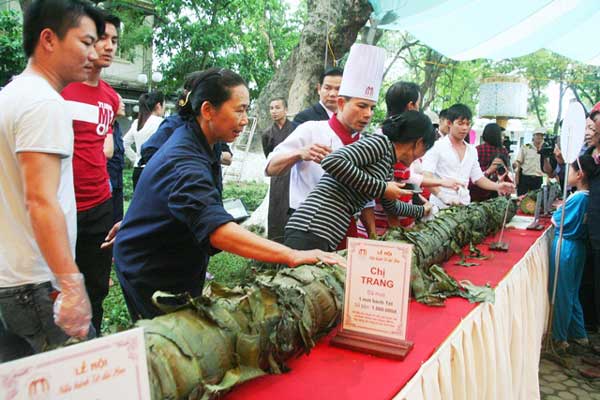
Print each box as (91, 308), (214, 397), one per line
(338, 44), (386, 102)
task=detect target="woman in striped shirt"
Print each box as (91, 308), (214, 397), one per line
(284, 111), (436, 251)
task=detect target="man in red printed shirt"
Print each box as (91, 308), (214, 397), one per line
(62, 12), (120, 333)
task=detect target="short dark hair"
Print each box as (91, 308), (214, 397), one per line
(319, 67), (343, 85)
(482, 123), (503, 148)
(590, 110), (600, 121)
(572, 154), (599, 182)
(23, 0), (105, 58)
(101, 12), (121, 31)
(439, 108), (449, 120)
(446, 104), (472, 123)
(270, 97), (287, 108)
(492, 152), (510, 168)
(382, 110), (436, 151)
(385, 81), (420, 117)
(180, 68), (247, 120)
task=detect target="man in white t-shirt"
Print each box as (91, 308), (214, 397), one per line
(422, 104), (515, 209)
(0, 0), (103, 358)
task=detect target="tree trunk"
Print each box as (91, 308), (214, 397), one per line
(252, 0), (373, 135)
(420, 50), (444, 109)
(19, 0), (31, 11)
(531, 81), (546, 127)
(553, 80), (567, 135)
(569, 85), (587, 113)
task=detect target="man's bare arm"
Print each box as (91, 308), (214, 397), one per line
(423, 172), (442, 196)
(18, 152), (79, 275)
(18, 152), (92, 338)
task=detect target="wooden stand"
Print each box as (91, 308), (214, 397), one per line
(526, 222), (545, 231)
(489, 241), (509, 251)
(330, 328), (413, 360)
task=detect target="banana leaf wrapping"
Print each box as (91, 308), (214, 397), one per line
(519, 182), (561, 214)
(139, 197), (516, 399)
(140, 263), (345, 400)
(383, 196), (517, 305)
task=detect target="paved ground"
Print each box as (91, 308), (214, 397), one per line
(540, 333), (600, 399)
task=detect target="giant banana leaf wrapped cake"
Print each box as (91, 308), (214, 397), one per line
(140, 196), (516, 399)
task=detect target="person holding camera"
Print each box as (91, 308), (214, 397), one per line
(470, 123), (510, 202)
(515, 128), (545, 195)
(471, 155), (512, 201)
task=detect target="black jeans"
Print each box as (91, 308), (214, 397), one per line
(76, 198), (114, 333)
(111, 186), (123, 223)
(517, 174), (542, 195)
(132, 166), (144, 191)
(283, 228), (331, 252)
(0, 282), (62, 358)
(592, 247), (600, 331)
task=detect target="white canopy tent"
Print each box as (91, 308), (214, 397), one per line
(369, 0), (600, 65)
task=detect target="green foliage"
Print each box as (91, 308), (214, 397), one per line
(122, 166), (266, 212)
(152, 0), (301, 97)
(103, 3), (154, 63)
(370, 80), (391, 128)
(431, 59), (494, 112)
(101, 267), (133, 334)
(378, 33), (600, 124)
(123, 167), (133, 202)
(206, 252), (252, 287)
(569, 63), (600, 108)
(378, 32), (490, 113)
(222, 181), (267, 212)
(0, 10), (26, 86)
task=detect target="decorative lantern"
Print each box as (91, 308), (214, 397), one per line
(479, 76), (528, 129)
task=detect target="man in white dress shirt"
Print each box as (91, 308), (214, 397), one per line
(422, 104), (515, 208)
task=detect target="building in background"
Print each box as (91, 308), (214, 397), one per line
(1, 0), (160, 132)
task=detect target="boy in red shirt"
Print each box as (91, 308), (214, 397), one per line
(62, 13), (120, 333)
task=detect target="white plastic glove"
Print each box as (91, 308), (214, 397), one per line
(54, 273), (92, 338)
(436, 191), (459, 206)
(422, 204), (439, 222)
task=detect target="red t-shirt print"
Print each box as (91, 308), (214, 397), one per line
(62, 80), (119, 212)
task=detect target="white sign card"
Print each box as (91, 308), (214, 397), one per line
(342, 238), (412, 341)
(0, 328), (150, 400)
(560, 100), (586, 163)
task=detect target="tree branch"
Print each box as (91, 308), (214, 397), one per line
(382, 40), (419, 81)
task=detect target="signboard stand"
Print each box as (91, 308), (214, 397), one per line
(331, 238), (413, 360)
(331, 327), (413, 360)
(527, 192), (545, 230)
(542, 184), (551, 215)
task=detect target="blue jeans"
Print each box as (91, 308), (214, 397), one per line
(0, 281), (94, 357)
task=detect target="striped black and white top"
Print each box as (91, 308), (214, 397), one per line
(286, 134), (425, 250)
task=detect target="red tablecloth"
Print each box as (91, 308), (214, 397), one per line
(227, 223), (550, 400)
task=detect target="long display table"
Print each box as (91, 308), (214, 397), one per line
(226, 224), (552, 400)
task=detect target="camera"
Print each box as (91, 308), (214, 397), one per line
(539, 135), (557, 158)
(503, 136), (516, 154)
(496, 165), (507, 175)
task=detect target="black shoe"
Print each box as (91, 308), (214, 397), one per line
(582, 355), (600, 367)
(568, 340), (591, 356)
